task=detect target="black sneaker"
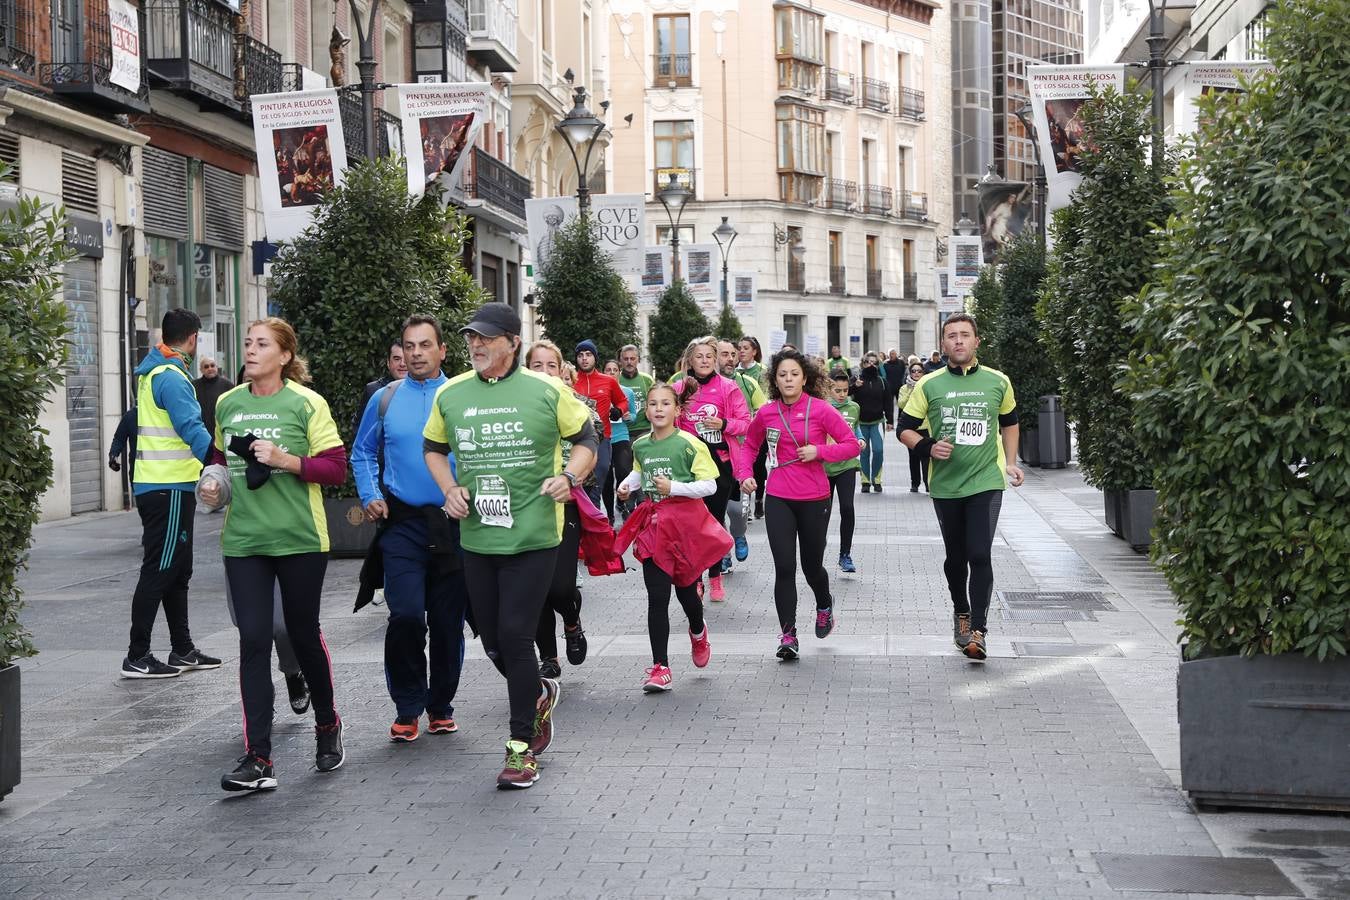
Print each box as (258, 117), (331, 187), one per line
(167, 648), (222, 671)
(564, 625), (588, 665)
(538, 657), (562, 679)
(873, 484), (883, 493)
(315, 719), (345, 772)
(285, 672), (310, 714)
(221, 753), (276, 792)
(754, 499), (764, 519)
(861, 483), (872, 493)
(121, 654), (181, 679)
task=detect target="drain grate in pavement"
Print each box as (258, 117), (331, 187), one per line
(999, 590), (1115, 622)
(1093, 853), (1302, 896)
(1012, 642), (1123, 658)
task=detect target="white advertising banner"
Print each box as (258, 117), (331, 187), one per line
(108, 0), (140, 93)
(397, 82), (491, 197)
(731, 270), (756, 310)
(1179, 61), (1274, 134)
(250, 89), (348, 243)
(525, 194), (649, 295)
(1027, 65), (1127, 211)
(681, 243), (718, 311)
(638, 247), (671, 306)
(950, 235), (984, 292)
(525, 196), (577, 277)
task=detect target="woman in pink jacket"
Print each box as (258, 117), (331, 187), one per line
(674, 335), (751, 602)
(737, 349), (860, 660)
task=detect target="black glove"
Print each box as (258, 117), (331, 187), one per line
(228, 433), (273, 490)
(108, 455), (121, 473)
(609, 407), (622, 422)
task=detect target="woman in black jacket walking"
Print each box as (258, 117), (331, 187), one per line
(850, 352), (893, 492)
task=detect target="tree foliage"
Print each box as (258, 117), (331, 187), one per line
(0, 172), (75, 665)
(648, 282), (710, 380)
(534, 215), (639, 362)
(1123, 0), (1350, 660)
(713, 303), (743, 344)
(966, 266), (1002, 372)
(991, 233), (1054, 429)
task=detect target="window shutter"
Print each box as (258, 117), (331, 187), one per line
(142, 146), (190, 240)
(61, 151), (99, 213)
(0, 132), (19, 182)
(202, 165), (245, 250)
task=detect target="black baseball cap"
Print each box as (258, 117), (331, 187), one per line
(459, 303), (521, 338)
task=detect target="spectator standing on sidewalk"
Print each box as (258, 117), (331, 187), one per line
(897, 362), (931, 492)
(351, 341), (407, 437)
(850, 351), (893, 493)
(193, 356), (234, 441)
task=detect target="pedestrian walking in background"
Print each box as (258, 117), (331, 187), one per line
(122, 308), (221, 680)
(826, 345), (850, 378)
(350, 341), (408, 438)
(192, 355), (235, 441)
(602, 359), (638, 525)
(923, 350), (945, 373)
(898, 362), (931, 492)
(573, 339), (629, 509)
(825, 372), (864, 575)
(107, 405), (138, 483)
(850, 351), (893, 492)
(882, 350), (907, 407)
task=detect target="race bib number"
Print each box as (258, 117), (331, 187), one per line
(765, 428), (781, 473)
(955, 404), (989, 446)
(473, 474), (513, 528)
(697, 420), (724, 445)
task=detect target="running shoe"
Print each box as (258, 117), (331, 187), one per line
(120, 654), (180, 679)
(315, 719), (345, 772)
(530, 677), (561, 755)
(642, 663), (673, 692)
(910, 485), (920, 493)
(720, 556), (733, 575)
(167, 648), (222, 670)
(427, 714), (458, 735)
(963, 630), (988, 661)
(815, 607), (835, 639)
(221, 753), (276, 792)
(564, 624), (588, 665)
(953, 613), (973, 649)
(390, 715), (420, 743)
(734, 536), (750, 562)
(873, 484), (883, 493)
(709, 575), (726, 602)
(776, 629), (800, 660)
(861, 483), (872, 494)
(285, 672), (310, 714)
(754, 499), (764, 519)
(839, 554), (856, 574)
(497, 740), (539, 789)
(538, 657), (562, 679)
(689, 626), (711, 668)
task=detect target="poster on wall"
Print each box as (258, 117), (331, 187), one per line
(108, 0), (140, 93)
(397, 82), (491, 198)
(950, 234), (984, 293)
(731, 270), (756, 310)
(250, 89), (348, 243)
(1027, 65), (1127, 211)
(804, 335), (822, 358)
(768, 330), (788, 354)
(638, 247), (671, 305)
(1179, 61), (1275, 134)
(681, 243), (717, 311)
(976, 178), (1031, 262)
(525, 194), (648, 295)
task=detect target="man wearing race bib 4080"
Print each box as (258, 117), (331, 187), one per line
(898, 313), (1023, 662)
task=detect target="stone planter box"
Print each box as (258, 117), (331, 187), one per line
(1119, 488), (1156, 550)
(325, 497), (377, 559)
(0, 663), (19, 803)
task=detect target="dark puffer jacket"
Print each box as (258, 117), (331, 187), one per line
(850, 367), (893, 425)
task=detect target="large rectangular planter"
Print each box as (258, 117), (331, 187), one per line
(325, 497), (377, 559)
(1104, 490), (1122, 536)
(1180, 652), (1350, 811)
(1119, 488), (1156, 551)
(0, 663), (18, 803)
(1020, 430), (1043, 467)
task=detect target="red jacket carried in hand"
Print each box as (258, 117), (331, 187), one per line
(571, 487), (626, 575)
(573, 369), (629, 440)
(614, 496), (733, 589)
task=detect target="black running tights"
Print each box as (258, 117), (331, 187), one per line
(931, 490), (1004, 633)
(827, 469), (857, 557)
(701, 454), (736, 579)
(535, 504), (583, 663)
(764, 495), (833, 631)
(642, 559), (705, 666)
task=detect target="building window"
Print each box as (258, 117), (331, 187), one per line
(776, 102), (824, 174)
(653, 14), (691, 86)
(654, 120), (695, 194)
(656, 224), (695, 247)
(897, 318), (917, 357)
(783, 314), (805, 349)
(775, 6), (822, 61)
(863, 318), (881, 355)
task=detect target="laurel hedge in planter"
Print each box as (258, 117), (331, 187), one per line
(648, 281), (710, 380)
(534, 215), (639, 363)
(989, 233), (1053, 437)
(965, 266), (1002, 372)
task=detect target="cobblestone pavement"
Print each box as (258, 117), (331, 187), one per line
(2, 466), (1347, 899)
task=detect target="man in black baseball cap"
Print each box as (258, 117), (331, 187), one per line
(459, 303), (522, 338)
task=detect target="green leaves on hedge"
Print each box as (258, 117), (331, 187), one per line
(648, 282), (711, 380)
(533, 216), (639, 363)
(1124, 0), (1350, 660)
(972, 234), (1056, 429)
(713, 303), (744, 344)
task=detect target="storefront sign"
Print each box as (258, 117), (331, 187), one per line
(1027, 65), (1127, 212)
(108, 0), (141, 93)
(250, 89), (349, 242)
(66, 212), (104, 259)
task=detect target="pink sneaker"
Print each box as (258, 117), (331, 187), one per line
(689, 626), (711, 668)
(709, 575), (726, 602)
(642, 664), (673, 693)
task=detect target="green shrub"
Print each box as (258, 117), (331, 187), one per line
(1124, 0), (1350, 660)
(713, 303), (743, 344)
(0, 174), (75, 665)
(966, 266), (1002, 372)
(534, 215), (639, 362)
(992, 233), (1054, 430)
(648, 282), (710, 380)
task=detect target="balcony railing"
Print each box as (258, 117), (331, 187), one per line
(867, 269), (883, 297)
(467, 0), (517, 71)
(899, 190), (928, 222)
(821, 178), (856, 210)
(903, 273), (919, 300)
(466, 146), (531, 221)
(861, 184), (892, 215)
(898, 87), (925, 121)
(280, 61), (304, 92)
(861, 77), (889, 112)
(829, 265), (846, 295)
(822, 67), (854, 103)
(339, 90), (400, 159)
(0, 0), (37, 76)
(145, 0), (238, 110)
(652, 52), (692, 87)
(788, 258), (806, 292)
(242, 34), (282, 104)
(655, 166), (695, 195)
(41, 0), (151, 112)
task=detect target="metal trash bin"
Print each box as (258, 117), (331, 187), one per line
(1037, 394), (1069, 469)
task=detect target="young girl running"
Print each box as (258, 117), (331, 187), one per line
(825, 371), (865, 574)
(736, 350), (861, 660)
(617, 381), (728, 692)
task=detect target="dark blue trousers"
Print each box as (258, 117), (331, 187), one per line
(380, 516), (468, 719)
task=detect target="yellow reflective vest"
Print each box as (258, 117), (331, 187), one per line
(135, 363), (204, 485)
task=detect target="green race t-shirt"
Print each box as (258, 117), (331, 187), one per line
(214, 381), (344, 557)
(738, 361), (767, 392)
(631, 428), (718, 503)
(618, 371), (655, 435)
(824, 399), (862, 477)
(423, 366), (591, 555)
(901, 363), (1016, 499)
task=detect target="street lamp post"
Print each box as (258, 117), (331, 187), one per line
(347, 0), (382, 161)
(1145, 0), (1168, 175)
(656, 172), (692, 281)
(711, 216), (738, 312)
(1012, 107), (1048, 245)
(555, 86), (607, 213)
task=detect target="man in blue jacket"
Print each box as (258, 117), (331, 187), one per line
(123, 308), (221, 679)
(352, 314), (469, 742)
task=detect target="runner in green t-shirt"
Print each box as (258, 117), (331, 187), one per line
(898, 312), (1024, 661)
(617, 344), (655, 439)
(421, 303), (597, 790)
(824, 372), (864, 575)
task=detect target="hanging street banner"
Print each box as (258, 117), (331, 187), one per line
(1178, 61), (1275, 134)
(397, 82), (491, 198)
(681, 243), (718, 311)
(525, 197), (575, 277)
(976, 178), (1031, 262)
(950, 234), (984, 293)
(638, 247), (672, 306)
(251, 89), (348, 243)
(731, 270), (756, 310)
(108, 0), (141, 93)
(1027, 65), (1127, 211)
(525, 194), (647, 295)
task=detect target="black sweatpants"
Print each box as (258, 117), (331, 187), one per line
(225, 552), (337, 761)
(932, 490), (1004, 633)
(907, 429), (931, 490)
(463, 546), (558, 743)
(128, 489), (196, 659)
(536, 504), (583, 663)
(702, 454), (736, 579)
(643, 559), (705, 667)
(603, 439), (633, 521)
(827, 469), (857, 557)
(764, 495), (833, 631)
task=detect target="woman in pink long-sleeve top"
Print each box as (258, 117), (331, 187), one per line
(736, 349), (860, 660)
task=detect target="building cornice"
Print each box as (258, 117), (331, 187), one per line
(0, 88), (150, 147)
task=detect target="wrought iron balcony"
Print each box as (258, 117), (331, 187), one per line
(821, 178), (856, 210)
(41, 0), (151, 112)
(788, 258), (806, 292)
(241, 34), (282, 106)
(898, 87), (925, 121)
(829, 265), (846, 295)
(467, 0), (517, 72)
(280, 61), (304, 92)
(861, 184), (893, 215)
(652, 52), (692, 87)
(0, 0), (37, 76)
(899, 190), (928, 222)
(861, 77), (889, 112)
(903, 273), (919, 300)
(822, 67), (854, 103)
(867, 269), (883, 297)
(465, 146), (530, 223)
(339, 90), (400, 159)
(145, 0), (239, 112)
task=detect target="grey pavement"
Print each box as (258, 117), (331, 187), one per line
(2, 465), (1347, 899)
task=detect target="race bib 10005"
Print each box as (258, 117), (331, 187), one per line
(473, 473), (513, 528)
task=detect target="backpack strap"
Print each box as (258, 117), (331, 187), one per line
(377, 378), (403, 422)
